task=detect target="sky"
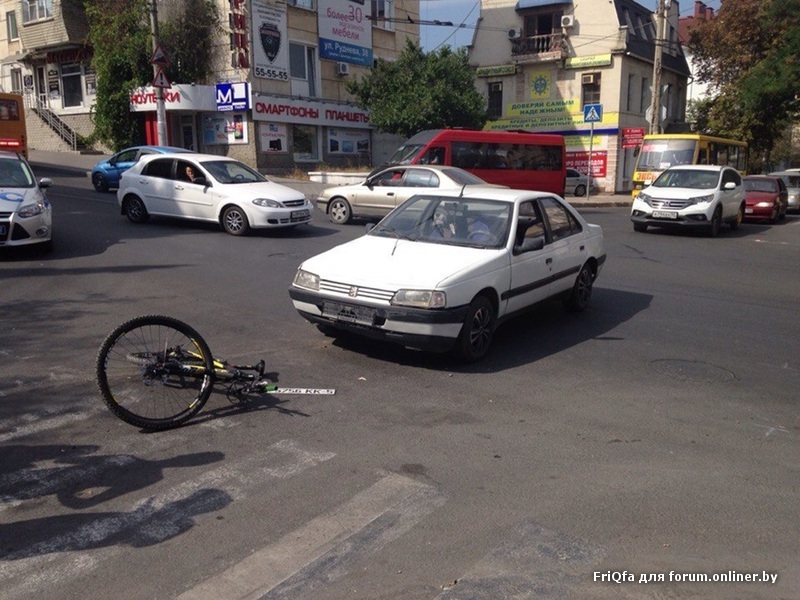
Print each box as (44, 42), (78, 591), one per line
(419, 0), (722, 51)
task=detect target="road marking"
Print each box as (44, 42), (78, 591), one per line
(177, 473), (445, 600)
(0, 440), (335, 599)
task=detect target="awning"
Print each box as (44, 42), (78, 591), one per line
(516, 0), (572, 9)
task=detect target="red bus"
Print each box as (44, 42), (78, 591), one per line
(379, 129), (566, 196)
(0, 93), (27, 159)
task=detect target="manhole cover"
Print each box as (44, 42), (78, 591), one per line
(649, 359), (736, 383)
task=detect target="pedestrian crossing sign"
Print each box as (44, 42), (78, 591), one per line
(583, 103), (603, 123)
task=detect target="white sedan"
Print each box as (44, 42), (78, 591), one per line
(290, 188), (606, 361)
(117, 153), (312, 235)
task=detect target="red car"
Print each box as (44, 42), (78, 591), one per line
(742, 175), (788, 223)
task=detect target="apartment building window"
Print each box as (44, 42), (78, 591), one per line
(487, 82), (503, 118)
(289, 43), (317, 97)
(21, 0), (52, 23)
(10, 68), (23, 93)
(581, 72), (601, 107)
(626, 74), (635, 111)
(286, 0), (314, 8)
(640, 76), (649, 114)
(6, 11), (18, 39)
(372, 1), (393, 30)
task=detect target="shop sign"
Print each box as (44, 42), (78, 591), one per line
(567, 150), (607, 177)
(252, 0), (288, 80)
(230, 0), (250, 68)
(252, 95), (370, 128)
(259, 122), (288, 153)
(565, 54), (612, 69)
(215, 82), (250, 111)
(476, 64), (515, 77)
(621, 126), (645, 148)
(129, 84), (218, 112)
(318, 0), (373, 66)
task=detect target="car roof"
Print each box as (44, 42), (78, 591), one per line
(744, 174), (779, 179)
(137, 152), (234, 163)
(421, 186), (561, 204)
(0, 150), (24, 160)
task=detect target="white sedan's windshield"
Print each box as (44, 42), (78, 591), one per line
(370, 195), (511, 249)
(202, 160), (267, 184)
(0, 157), (34, 188)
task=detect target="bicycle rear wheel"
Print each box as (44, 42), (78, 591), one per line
(96, 315), (215, 430)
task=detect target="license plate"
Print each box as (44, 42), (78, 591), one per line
(323, 301), (375, 325)
(745, 208), (753, 214)
(291, 209), (310, 219)
(652, 210), (677, 219)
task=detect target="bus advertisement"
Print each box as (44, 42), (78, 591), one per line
(378, 129), (567, 196)
(631, 133), (747, 196)
(0, 93), (27, 159)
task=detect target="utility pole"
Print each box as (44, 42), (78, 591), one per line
(149, 0), (167, 145)
(648, 0), (667, 134)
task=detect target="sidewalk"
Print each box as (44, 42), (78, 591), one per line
(28, 149), (632, 207)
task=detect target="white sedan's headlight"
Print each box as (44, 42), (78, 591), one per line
(252, 198), (283, 208)
(293, 269), (319, 291)
(17, 201), (44, 218)
(391, 289), (446, 309)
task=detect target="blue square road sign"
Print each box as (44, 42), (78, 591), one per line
(583, 103), (603, 123)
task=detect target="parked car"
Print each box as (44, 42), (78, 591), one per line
(0, 150), (53, 251)
(290, 188), (605, 362)
(769, 171), (800, 214)
(315, 165), (498, 224)
(565, 167), (596, 196)
(91, 145), (188, 192)
(742, 175), (788, 223)
(117, 153), (312, 235)
(630, 165), (745, 237)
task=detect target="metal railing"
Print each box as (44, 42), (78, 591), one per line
(24, 93), (79, 151)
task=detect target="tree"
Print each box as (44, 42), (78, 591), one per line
(345, 39), (486, 137)
(159, 0), (221, 84)
(85, 0), (151, 150)
(689, 0), (800, 170)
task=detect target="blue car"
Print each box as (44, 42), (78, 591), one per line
(91, 145), (188, 192)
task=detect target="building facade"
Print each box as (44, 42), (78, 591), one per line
(469, 0), (691, 193)
(1, 0), (418, 170)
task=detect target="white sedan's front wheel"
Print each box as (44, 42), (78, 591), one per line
(454, 295), (495, 363)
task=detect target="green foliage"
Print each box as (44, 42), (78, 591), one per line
(85, 0), (151, 150)
(688, 0), (800, 168)
(160, 0), (221, 84)
(345, 39), (486, 137)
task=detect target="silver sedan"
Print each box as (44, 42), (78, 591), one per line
(315, 165), (496, 224)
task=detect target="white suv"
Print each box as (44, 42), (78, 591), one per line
(631, 165), (745, 237)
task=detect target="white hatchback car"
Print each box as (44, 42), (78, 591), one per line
(290, 188), (605, 361)
(117, 153), (312, 235)
(0, 151), (53, 251)
(630, 165), (745, 237)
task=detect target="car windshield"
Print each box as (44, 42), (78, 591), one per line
(201, 160), (267, 184)
(636, 139), (697, 171)
(772, 173), (800, 188)
(0, 157), (34, 188)
(386, 144), (426, 165)
(653, 169), (720, 190)
(369, 195), (512, 249)
(744, 178), (777, 192)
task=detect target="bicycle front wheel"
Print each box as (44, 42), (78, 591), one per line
(96, 315), (215, 430)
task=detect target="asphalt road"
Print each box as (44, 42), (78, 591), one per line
(1, 166), (798, 600)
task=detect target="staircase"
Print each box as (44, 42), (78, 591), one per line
(24, 96), (97, 154)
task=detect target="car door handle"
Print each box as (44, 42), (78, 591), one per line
(174, 184), (186, 190)
(387, 192), (395, 196)
(546, 258), (553, 265)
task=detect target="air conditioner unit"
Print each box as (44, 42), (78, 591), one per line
(336, 62), (349, 76)
(508, 28), (522, 40)
(581, 73), (596, 85)
(561, 15), (575, 28)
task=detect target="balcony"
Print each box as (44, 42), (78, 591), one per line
(511, 32), (567, 64)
